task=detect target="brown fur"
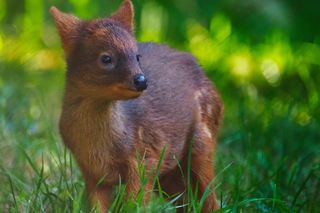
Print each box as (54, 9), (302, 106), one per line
(51, 0), (223, 212)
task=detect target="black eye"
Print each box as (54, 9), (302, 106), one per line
(100, 54), (112, 64)
(136, 54), (141, 62)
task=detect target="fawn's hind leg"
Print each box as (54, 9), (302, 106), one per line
(189, 86), (223, 212)
(190, 125), (220, 212)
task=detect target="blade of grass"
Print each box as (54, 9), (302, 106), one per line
(291, 170), (313, 208)
(8, 175), (18, 211)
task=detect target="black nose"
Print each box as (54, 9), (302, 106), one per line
(133, 74), (147, 92)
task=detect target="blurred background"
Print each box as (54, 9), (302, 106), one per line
(0, 0), (319, 212)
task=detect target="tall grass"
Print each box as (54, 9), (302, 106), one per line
(0, 62), (319, 212)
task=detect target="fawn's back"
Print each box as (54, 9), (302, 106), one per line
(123, 42), (222, 165)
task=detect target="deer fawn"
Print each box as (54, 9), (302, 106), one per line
(50, 0), (223, 212)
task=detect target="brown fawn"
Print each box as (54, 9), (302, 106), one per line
(50, 0), (223, 212)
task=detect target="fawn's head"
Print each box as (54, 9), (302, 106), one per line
(51, 0), (147, 100)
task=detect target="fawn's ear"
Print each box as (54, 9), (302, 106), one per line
(50, 6), (80, 56)
(111, 0), (134, 33)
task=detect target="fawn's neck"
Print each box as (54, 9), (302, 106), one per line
(61, 80), (127, 150)
(60, 81), (133, 181)
(63, 79), (118, 112)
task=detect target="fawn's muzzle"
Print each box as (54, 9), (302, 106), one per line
(133, 74), (147, 92)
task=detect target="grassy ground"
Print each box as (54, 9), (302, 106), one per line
(0, 60), (319, 212)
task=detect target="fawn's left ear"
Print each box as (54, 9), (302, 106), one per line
(111, 0), (134, 33)
(50, 6), (80, 57)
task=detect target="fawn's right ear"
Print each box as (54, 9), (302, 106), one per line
(111, 0), (134, 33)
(50, 6), (80, 57)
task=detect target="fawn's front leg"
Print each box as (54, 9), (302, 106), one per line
(85, 179), (113, 213)
(125, 159), (153, 205)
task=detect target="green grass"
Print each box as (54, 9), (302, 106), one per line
(0, 62), (319, 212)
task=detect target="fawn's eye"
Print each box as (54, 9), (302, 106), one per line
(136, 54), (141, 62)
(100, 54), (112, 64)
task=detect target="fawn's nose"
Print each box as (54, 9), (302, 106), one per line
(133, 74), (148, 92)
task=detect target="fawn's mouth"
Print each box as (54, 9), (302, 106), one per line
(114, 84), (144, 99)
(125, 87), (143, 94)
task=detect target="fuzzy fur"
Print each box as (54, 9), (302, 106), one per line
(51, 0), (223, 212)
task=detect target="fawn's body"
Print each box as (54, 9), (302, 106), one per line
(52, 1), (223, 212)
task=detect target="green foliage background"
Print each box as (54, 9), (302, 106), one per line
(0, 0), (319, 212)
